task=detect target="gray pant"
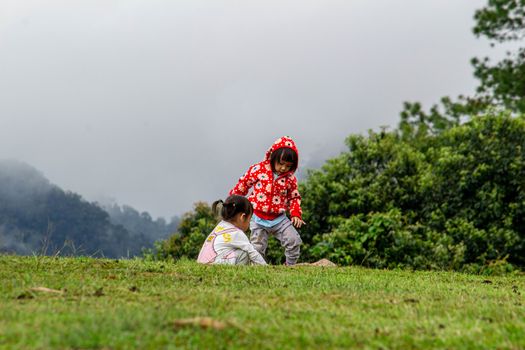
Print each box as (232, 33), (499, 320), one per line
(249, 217), (302, 265)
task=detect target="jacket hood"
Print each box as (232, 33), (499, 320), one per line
(264, 136), (299, 174)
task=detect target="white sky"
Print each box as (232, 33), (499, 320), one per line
(0, 0), (500, 219)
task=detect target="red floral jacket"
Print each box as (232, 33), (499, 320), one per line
(229, 136), (302, 220)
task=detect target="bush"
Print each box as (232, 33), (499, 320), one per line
(303, 112), (525, 271)
(153, 202), (216, 261)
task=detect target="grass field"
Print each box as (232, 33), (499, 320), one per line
(0, 255), (524, 349)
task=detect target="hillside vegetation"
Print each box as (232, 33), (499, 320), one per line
(0, 160), (178, 258)
(1, 255), (523, 349)
(300, 112), (525, 271)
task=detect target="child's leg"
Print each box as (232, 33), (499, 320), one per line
(272, 218), (302, 265)
(249, 222), (269, 257)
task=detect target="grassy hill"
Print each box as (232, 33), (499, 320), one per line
(1, 255), (523, 349)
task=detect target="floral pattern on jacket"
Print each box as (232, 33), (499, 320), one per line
(229, 136), (302, 220)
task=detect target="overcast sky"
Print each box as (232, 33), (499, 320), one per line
(0, 0), (502, 219)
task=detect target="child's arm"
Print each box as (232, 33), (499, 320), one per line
(229, 164), (259, 196)
(288, 177), (303, 221)
(231, 232), (267, 265)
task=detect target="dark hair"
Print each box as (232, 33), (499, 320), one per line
(212, 195), (253, 221)
(270, 147), (298, 173)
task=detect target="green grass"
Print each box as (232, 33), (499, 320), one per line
(0, 255), (524, 349)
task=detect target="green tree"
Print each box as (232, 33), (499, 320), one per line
(472, 0), (525, 113)
(0, 160), (147, 258)
(300, 130), (426, 248)
(154, 202), (216, 261)
(400, 0), (525, 137)
(302, 111), (525, 272)
(421, 112), (525, 267)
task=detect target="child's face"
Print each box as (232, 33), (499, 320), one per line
(274, 159), (293, 175)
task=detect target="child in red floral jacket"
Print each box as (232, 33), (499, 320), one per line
(229, 136), (305, 265)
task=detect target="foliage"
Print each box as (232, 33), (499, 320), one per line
(301, 112), (525, 271)
(310, 210), (437, 269)
(0, 160), (152, 258)
(103, 203), (179, 243)
(299, 129), (426, 246)
(400, 0), (525, 136)
(153, 202), (216, 261)
(474, 0), (525, 42)
(472, 0), (525, 113)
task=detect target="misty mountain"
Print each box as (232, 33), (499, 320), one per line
(101, 203), (179, 243)
(0, 159), (176, 258)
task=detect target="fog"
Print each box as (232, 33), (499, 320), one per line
(0, 0), (500, 219)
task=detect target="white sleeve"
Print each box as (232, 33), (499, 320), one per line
(231, 231), (267, 265)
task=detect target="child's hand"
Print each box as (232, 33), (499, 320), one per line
(291, 217), (305, 228)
